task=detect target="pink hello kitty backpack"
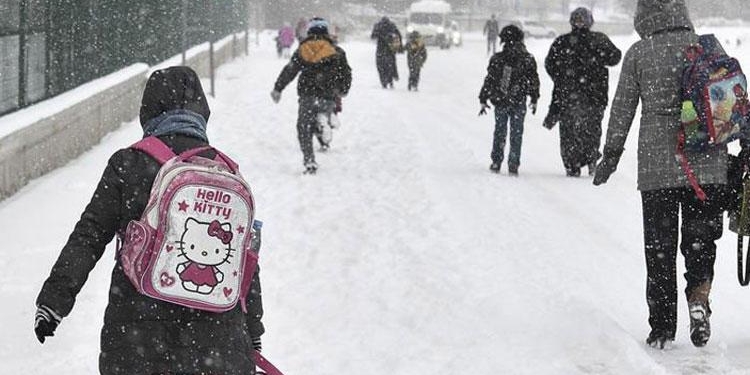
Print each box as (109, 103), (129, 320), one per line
(119, 136), (258, 313)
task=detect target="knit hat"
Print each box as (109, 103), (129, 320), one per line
(139, 66), (210, 127)
(499, 24), (524, 43)
(570, 7), (594, 29)
(307, 17), (329, 36)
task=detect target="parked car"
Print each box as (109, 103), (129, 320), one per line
(515, 20), (557, 39)
(448, 20), (462, 47)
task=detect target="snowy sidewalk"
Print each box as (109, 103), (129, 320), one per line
(3, 29), (750, 374)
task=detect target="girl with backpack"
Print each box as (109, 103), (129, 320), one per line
(593, 0), (724, 349)
(34, 66), (265, 374)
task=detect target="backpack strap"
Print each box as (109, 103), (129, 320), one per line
(676, 129), (708, 202)
(253, 351), (284, 375)
(131, 136), (176, 165)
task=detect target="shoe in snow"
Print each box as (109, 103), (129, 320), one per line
(508, 165), (519, 176)
(329, 113), (341, 129)
(303, 162), (318, 175)
(689, 302), (711, 347)
(646, 329), (674, 350)
(319, 144), (330, 152)
(489, 163), (501, 173)
(566, 167), (581, 177)
(588, 162), (597, 176)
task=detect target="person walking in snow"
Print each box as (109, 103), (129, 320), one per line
(271, 17), (352, 174)
(33, 66), (265, 374)
(371, 16), (402, 89)
(483, 14), (500, 55)
(405, 31), (427, 91)
(276, 22), (296, 59)
(544, 7), (621, 177)
(479, 24), (540, 176)
(295, 17), (308, 42)
(593, 0), (723, 349)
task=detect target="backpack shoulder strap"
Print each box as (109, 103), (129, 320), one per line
(131, 136), (176, 165)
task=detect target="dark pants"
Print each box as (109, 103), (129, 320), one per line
(408, 64), (422, 89)
(641, 186), (723, 335)
(376, 50), (398, 87)
(297, 96), (335, 166)
(487, 36), (497, 55)
(559, 101), (604, 172)
(491, 104), (526, 167)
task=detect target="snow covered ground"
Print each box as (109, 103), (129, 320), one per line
(4, 28), (750, 374)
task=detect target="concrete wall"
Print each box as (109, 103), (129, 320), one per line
(0, 32), (249, 200)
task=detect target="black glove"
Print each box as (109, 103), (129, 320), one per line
(593, 147), (623, 186)
(251, 336), (262, 352)
(34, 305), (61, 344)
(530, 102), (537, 115)
(478, 103), (491, 116)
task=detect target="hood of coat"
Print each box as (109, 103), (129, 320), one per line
(634, 0), (693, 38)
(299, 37), (337, 63)
(139, 66), (210, 127)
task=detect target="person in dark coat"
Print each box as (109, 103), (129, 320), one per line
(483, 14), (500, 55)
(593, 0), (724, 349)
(479, 24), (540, 175)
(33, 66), (265, 374)
(405, 31), (427, 91)
(271, 17), (352, 174)
(545, 7), (621, 177)
(371, 16), (402, 89)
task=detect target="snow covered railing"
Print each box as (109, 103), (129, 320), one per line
(0, 32), (249, 201)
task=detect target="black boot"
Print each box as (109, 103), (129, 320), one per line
(689, 302), (711, 347)
(489, 163), (501, 173)
(645, 329), (675, 350)
(508, 164), (519, 176)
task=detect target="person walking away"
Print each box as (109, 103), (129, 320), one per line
(271, 17), (352, 174)
(484, 14), (500, 55)
(371, 16), (402, 89)
(406, 31), (427, 91)
(295, 17), (308, 42)
(33, 66), (265, 374)
(593, 0), (724, 349)
(545, 7), (621, 177)
(478, 24), (539, 176)
(277, 22), (296, 59)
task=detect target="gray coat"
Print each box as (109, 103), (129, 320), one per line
(603, 0), (727, 191)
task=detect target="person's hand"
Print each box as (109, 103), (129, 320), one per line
(34, 305), (61, 344)
(478, 103), (491, 116)
(270, 90), (281, 103)
(593, 147), (623, 186)
(529, 102), (537, 115)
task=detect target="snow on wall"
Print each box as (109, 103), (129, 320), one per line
(0, 32), (250, 201)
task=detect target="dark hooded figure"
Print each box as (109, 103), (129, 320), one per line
(479, 24), (540, 175)
(593, 0), (724, 350)
(544, 7), (621, 177)
(271, 17), (352, 174)
(34, 66), (265, 374)
(483, 14), (500, 55)
(405, 31), (427, 91)
(371, 16), (402, 89)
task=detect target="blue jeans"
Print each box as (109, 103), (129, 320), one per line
(491, 105), (526, 167)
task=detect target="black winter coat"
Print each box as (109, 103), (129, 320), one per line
(479, 43), (540, 108)
(371, 18), (402, 57)
(274, 35), (352, 100)
(36, 134), (264, 375)
(544, 28), (621, 108)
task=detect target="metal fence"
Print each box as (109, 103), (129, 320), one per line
(0, 0), (249, 116)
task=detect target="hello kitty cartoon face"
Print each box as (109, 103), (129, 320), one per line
(177, 218), (235, 267)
